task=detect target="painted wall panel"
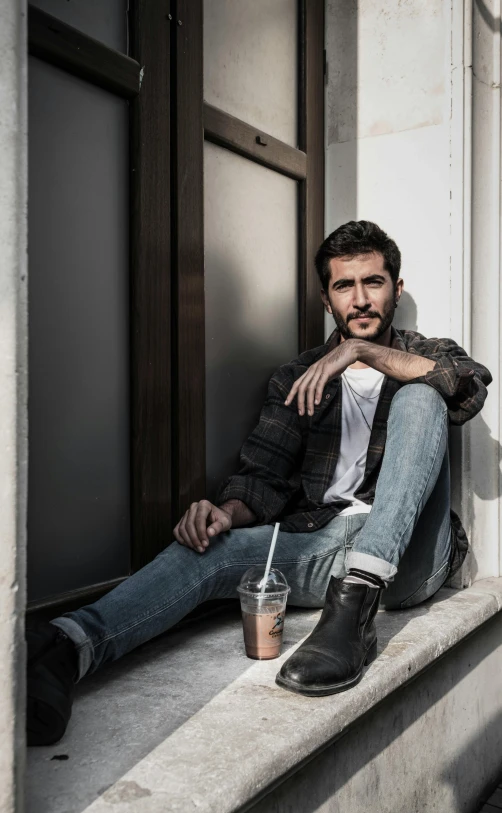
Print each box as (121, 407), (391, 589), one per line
(204, 0), (298, 147)
(204, 142), (298, 500)
(29, 0), (128, 54)
(28, 57), (130, 600)
(325, 124), (451, 340)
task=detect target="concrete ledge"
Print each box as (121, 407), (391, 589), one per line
(70, 578), (502, 813)
(27, 578), (502, 813)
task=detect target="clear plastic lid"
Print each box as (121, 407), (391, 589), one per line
(236, 565), (290, 598)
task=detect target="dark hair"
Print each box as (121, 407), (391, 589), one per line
(314, 220), (401, 290)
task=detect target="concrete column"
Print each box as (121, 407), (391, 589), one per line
(447, 0), (474, 587)
(0, 0), (28, 811)
(468, 0), (502, 580)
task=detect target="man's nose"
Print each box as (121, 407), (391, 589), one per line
(352, 286), (370, 309)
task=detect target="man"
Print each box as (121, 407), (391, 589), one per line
(27, 221), (491, 744)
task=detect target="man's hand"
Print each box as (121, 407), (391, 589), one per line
(284, 337), (438, 415)
(285, 339), (359, 415)
(174, 500), (232, 554)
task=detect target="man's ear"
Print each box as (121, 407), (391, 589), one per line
(394, 278), (404, 305)
(320, 289), (332, 314)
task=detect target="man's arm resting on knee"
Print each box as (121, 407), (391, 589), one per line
(284, 335), (492, 425)
(389, 336), (492, 425)
(284, 339), (435, 416)
(354, 342), (436, 380)
(174, 498), (256, 555)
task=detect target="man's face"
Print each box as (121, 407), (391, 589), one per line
(321, 252), (403, 342)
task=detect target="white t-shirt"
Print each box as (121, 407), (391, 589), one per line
(323, 366), (385, 516)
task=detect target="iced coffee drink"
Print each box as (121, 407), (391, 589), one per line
(237, 566), (290, 660)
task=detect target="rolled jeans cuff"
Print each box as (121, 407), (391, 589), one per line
(345, 551), (398, 583)
(51, 617), (94, 682)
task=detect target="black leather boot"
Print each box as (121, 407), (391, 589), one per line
(276, 576), (382, 697)
(26, 620), (78, 746)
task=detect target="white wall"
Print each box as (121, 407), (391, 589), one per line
(325, 0), (454, 338)
(0, 0), (28, 810)
(325, 0), (500, 582)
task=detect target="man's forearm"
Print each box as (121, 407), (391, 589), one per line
(355, 341), (435, 381)
(219, 498), (257, 528)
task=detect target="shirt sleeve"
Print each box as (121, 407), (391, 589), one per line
(216, 367), (303, 524)
(405, 337), (492, 425)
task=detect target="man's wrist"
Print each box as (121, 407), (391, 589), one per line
(218, 498), (256, 528)
(352, 339), (390, 367)
(350, 338), (367, 363)
(218, 500), (236, 519)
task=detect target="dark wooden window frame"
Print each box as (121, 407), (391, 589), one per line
(28, 5), (141, 97)
(203, 104), (308, 181)
(27, 0), (324, 613)
(27, 1), (171, 611)
(174, 0), (325, 520)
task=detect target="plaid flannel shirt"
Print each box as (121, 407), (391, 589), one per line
(217, 327), (492, 577)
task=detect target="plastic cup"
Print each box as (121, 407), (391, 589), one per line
(237, 566), (291, 660)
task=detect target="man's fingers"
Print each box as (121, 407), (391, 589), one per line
(207, 518), (225, 537)
(314, 371), (329, 406)
(175, 502), (222, 554)
(195, 502), (212, 547)
(284, 369), (312, 406)
(297, 369), (317, 415)
(177, 513), (194, 549)
(306, 370), (324, 416)
(208, 507), (232, 536)
(173, 521), (182, 545)
(286, 359), (339, 415)
(185, 502), (205, 553)
(284, 378), (301, 406)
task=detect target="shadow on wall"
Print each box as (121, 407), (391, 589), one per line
(392, 289), (418, 332)
(476, 0), (502, 34)
(466, 412), (502, 583)
(204, 250), (299, 503)
(443, 706), (502, 812)
(471, 413), (502, 502)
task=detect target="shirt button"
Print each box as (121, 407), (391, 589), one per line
(325, 394), (331, 400)
(307, 522), (314, 528)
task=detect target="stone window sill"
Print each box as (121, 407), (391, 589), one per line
(27, 578), (502, 813)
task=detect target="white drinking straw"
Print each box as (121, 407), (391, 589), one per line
(260, 522), (280, 595)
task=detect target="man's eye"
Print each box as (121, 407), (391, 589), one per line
(366, 280), (383, 287)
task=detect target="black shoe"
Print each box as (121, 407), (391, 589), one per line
(276, 576), (381, 697)
(26, 620), (78, 746)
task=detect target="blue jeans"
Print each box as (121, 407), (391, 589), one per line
(53, 384), (452, 680)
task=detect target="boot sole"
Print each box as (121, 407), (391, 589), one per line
(275, 640), (378, 698)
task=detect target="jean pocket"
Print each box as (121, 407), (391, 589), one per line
(399, 559), (451, 609)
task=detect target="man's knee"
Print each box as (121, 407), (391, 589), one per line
(390, 383), (447, 418)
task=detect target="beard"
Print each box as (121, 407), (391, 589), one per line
(332, 297), (396, 341)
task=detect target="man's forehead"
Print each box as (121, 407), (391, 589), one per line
(328, 252), (387, 280)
